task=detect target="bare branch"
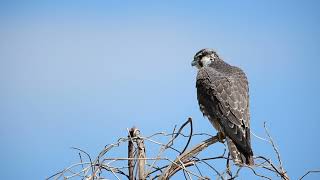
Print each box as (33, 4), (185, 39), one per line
(48, 118), (314, 180)
(299, 169), (320, 180)
(263, 122), (290, 180)
(159, 134), (220, 179)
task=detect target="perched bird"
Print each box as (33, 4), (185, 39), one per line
(191, 49), (254, 165)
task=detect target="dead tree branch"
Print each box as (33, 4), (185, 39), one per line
(159, 135), (219, 179)
(47, 118), (319, 180)
(299, 169), (320, 180)
(128, 128), (135, 180)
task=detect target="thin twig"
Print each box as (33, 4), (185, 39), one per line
(264, 122), (289, 180)
(180, 117), (193, 154)
(299, 169), (320, 180)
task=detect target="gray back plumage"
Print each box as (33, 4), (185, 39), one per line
(196, 58), (253, 165)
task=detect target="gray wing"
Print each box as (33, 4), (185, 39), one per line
(196, 67), (252, 155)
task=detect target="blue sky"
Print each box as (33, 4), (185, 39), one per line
(1, 0), (320, 179)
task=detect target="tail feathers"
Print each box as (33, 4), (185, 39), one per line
(226, 137), (254, 166)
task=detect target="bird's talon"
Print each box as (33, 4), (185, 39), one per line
(217, 132), (225, 143)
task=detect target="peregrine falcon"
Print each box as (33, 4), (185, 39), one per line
(191, 49), (254, 165)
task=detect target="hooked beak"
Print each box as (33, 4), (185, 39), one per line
(191, 60), (198, 66)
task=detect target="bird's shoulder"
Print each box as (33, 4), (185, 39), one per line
(196, 66), (245, 87)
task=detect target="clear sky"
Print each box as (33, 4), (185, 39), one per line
(1, 0), (320, 179)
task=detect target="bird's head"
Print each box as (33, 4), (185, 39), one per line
(191, 48), (220, 69)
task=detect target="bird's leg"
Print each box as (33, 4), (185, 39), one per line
(217, 131), (225, 143)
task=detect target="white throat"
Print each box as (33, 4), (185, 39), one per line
(201, 56), (213, 67)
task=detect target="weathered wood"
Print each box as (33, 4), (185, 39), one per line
(128, 128), (135, 180)
(159, 135), (219, 179)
